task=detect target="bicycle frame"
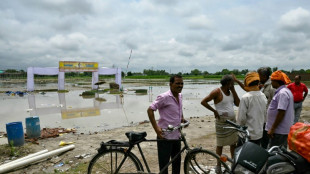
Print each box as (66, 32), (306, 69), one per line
(103, 125), (192, 174)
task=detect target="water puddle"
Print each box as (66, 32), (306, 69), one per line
(0, 81), (246, 133)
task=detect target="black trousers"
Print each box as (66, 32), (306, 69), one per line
(157, 138), (181, 174)
(268, 134), (288, 149)
(260, 123), (269, 149)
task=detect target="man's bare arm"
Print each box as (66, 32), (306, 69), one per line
(303, 89), (308, 102)
(201, 90), (220, 119)
(147, 107), (163, 139)
(268, 109), (286, 138)
(232, 75), (247, 92)
(230, 85), (240, 107)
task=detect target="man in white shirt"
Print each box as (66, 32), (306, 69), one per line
(237, 72), (267, 146)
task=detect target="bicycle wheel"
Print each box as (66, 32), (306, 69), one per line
(184, 149), (230, 174)
(88, 148), (143, 174)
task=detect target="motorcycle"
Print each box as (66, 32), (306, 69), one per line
(224, 120), (310, 174)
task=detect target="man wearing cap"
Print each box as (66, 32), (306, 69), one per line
(287, 75), (308, 123)
(237, 72), (267, 146)
(266, 70), (294, 148)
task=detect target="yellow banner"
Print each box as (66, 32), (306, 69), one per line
(61, 108), (101, 119)
(59, 61), (98, 72)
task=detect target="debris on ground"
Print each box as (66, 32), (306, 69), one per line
(59, 141), (74, 146)
(5, 91), (27, 97)
(25, 128), (76, 144)
(139, 120), (150, 124)
(54, 162), (64, 168)
(0, 132), (5, 138)
(74, 153), (91, 159)
(41, 128), (76, 139)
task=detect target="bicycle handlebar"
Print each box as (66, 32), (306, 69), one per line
(162, 121), (190, 132)
(225, 120), (248, 130)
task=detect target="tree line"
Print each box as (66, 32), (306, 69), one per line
(1, 68), (310, 78)
(127, 67), (310, 76)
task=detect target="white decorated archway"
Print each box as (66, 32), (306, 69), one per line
(27, 67), (121, 91)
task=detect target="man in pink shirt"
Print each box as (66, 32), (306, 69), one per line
(287, 75), (308, 123)
(147, 75), (186, 174)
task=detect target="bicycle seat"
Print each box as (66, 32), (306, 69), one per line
(125, 131), (147, 143)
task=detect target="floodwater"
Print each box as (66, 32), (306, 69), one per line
(0, 80), (246, 133)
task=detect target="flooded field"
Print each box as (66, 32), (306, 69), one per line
(1, 79), (246, 133)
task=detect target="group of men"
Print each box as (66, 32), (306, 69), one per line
(147, 69), (308, 174)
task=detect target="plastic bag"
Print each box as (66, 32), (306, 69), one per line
(288, 122), (310, 162)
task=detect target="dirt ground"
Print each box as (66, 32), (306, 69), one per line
(0, 93), (309, 173)
(0, 116), (219, 174)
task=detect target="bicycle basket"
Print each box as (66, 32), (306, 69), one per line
(233, 142), (269, 173)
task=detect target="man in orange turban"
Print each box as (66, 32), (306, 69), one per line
(270, 70), (291, 85)
(237, 72), (267, 146)
(266, 70), (294, 148)
(243, 72), (260, 91)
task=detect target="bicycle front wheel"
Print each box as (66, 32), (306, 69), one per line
(88, 148), (142, 174)
(184, 149), (230, 174)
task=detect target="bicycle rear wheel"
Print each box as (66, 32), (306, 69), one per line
(88, 148), (142, 174)
(184, 149), (230, 174)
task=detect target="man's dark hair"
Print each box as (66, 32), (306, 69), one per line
(257, 67), (272, 77)
(220, 75), (233, 86)
(170, 75), (183, 83)
(249, 80), (260, 86)
(275, 80), (285, 86)
(296, 75), (301, 80)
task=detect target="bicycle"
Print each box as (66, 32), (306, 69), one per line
(87, 121), (231, 174)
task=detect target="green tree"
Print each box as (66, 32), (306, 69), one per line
(5, 69), (19, 73)
(221, 69), (231, 75)
(240, 69), (249, 75)
(202, 71), (209, 75)
(127, 71), (132, 76)
(232, 69), (240, 75)
(190, 69), (202, 76)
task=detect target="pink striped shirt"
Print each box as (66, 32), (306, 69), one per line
(150, 90), (183, 139)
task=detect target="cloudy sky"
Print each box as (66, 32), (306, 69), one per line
(1, 0), (310, 73)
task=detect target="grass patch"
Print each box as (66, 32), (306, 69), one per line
(81, 91), (96, 96)
(34, 89), (58, 92)
(0, 143), (34, 161)
(135, 89), (148, 94)
(58, 162), (88, 174)
(109, 89), (121, 94)
(58, 90), (69, 93)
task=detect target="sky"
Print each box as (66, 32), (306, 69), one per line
(1, 0), (310, 73)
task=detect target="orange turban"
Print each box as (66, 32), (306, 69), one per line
(244, 72), (260, 91)
(270, 70), (291, 85)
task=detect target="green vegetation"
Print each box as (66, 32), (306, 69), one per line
(81, 91), (96, 96)
(135, 89), (148, 94)
(0, 143), (33, 158)
(57, 162), (88, 174)
(9, 140), (19, 156)
(1, 67), (310, 82)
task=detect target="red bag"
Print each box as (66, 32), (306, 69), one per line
(288, 122), (310, 162)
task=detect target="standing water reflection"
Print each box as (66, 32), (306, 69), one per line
(0, 81), (246, 133)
